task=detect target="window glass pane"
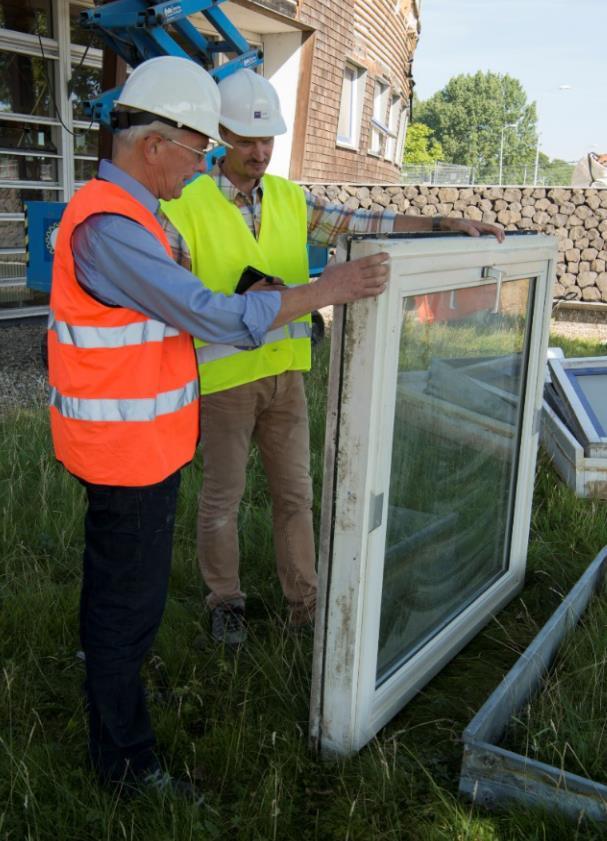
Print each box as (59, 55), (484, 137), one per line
(369, 127), (381, 155)
(0, 0), (53, 38)
(0, 153), (57, 182)
(73, 126), (98, 156)
(70, 4), (105, 50)
(0, 219), (25, 248)
(385, 96), (400, 161)
(0, 120), (57, 152)
(74, 157), (97, 181)
(570, 371), (607, 435)
(0, 186), (61, 215)
(71, 64), (102, 121)
(372, 81), (388, 122)
(337, 66), (355, 142)
(72, 65), (102, 120)
(389, 96), (400, 131)
(0, 51), (54, 117)
(376, 278), (534, 683)
(396, 108), (409, 163)
(0, 121), (59, 183)
(369, 82), (388, 155)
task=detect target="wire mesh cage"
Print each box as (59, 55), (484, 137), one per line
(0, 259), (34, 308)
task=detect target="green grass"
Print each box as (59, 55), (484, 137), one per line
(2, 334), (607, 840)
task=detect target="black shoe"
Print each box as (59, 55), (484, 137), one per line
(138, 768), (205, 805)
(210, 602), (247, 647)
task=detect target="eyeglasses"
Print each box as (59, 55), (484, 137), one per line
(166, 137), (209, 161)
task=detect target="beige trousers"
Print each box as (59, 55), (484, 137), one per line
(197, 370), (317, 611)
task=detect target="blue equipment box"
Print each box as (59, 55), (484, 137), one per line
(25, 200), (67, 293)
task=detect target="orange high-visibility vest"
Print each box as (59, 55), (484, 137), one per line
(48, 178), (199, 486)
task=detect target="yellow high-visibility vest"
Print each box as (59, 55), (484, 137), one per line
(162, 174), (311, 395)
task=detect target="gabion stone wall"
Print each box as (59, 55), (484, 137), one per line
(302, 184), (607, 303)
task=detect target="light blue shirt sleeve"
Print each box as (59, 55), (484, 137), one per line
(70, 160), (280, 347)
(72, 214), (281, 347)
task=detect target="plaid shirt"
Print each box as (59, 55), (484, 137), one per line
(158, 164), (396, 271)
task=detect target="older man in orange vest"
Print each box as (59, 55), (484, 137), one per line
(49, 56), (389, 797)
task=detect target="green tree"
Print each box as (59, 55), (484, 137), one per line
(416, 71), (537, 180)
(403, 122), (444, 164)
(537, 152), (574, 186)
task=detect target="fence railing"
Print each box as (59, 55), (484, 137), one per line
(401, 162), (473, 185)
(401, 161), (576, 187)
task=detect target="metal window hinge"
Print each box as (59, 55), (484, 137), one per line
(532, 407), (542, 436)
(369, 492), (384, 533)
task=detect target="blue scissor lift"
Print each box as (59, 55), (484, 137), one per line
(26, 0), (328, 322)
(78, 0), (263, 147)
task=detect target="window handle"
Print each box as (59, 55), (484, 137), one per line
(481, 266), (506, 313)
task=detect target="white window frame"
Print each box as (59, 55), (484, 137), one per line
(70, 49), (102, 186)
(336, 61), (365, 150)
(548, 356), (607, 456)
(0, 14), (63, 260)
(395, 103), (409, 165)
(310, 233), (557, 757)
(0, 29), (62, 187)
(0, 0), (105, 262)
(384, 93), (401, 162)
(368, 79), (389, 157)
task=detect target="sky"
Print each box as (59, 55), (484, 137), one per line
(413, 0), (607, 163)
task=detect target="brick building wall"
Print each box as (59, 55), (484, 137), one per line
(293, 0), (419, 183)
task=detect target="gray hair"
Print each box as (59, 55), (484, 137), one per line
(113, 115), (184, 148)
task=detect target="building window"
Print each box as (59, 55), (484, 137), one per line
(70, 62), (102, 121)
(0, 50), (54, 117)
(368, 79), (389, 157)
(0, 0), (105, 310)
(384, 94), (401, 162)
(395, 106), (409, 166)
(337, 62), (365, 149)
(70, 56), (101, 184)
(0, 0), (53, 38)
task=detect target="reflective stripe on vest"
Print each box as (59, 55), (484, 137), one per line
(48, 310), (180, 348)
(50, 379), (198, 423)
(196, 322), (312, 365)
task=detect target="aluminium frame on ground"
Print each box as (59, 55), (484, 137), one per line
(459, 546), (607, 823)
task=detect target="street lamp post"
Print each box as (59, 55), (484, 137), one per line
(533, 133), (541, 184)
(498, 123), (517, 185)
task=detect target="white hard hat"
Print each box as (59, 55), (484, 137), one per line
(218, 69), (286, 137)
(113, 56), (225, 145)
